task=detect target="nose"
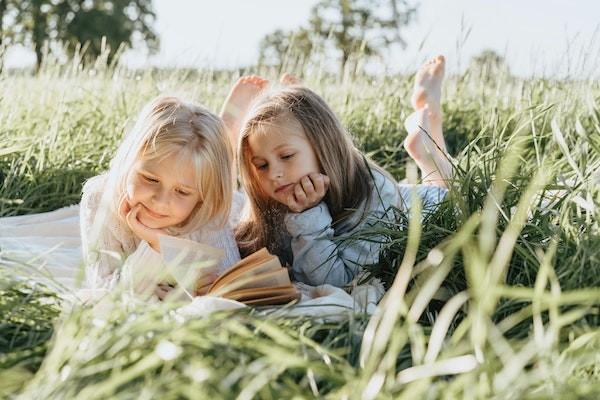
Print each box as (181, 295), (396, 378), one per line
(151, 187), (170, 209)
(268, 161), (283, 181)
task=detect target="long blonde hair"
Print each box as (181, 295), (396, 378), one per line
(100, 95), (233, 235)
(235, 86), (389, 256)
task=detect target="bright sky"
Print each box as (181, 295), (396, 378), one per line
(5, 0), (600, 78)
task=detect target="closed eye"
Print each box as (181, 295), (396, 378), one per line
(142, 174), (159, 183)
(176, 189), (191, 196)
(281, 153), (295, 160)
(255, 163), (268, 171)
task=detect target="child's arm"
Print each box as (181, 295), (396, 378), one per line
(187, 224), (241, 275)
(285, 202), (374, 286)
(284, 173), (399, 287)
(285, 171), (449, 287)
(80, 176), (165, 296)
(80, 176), (128, 289)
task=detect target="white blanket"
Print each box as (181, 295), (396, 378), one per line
(1, 205), (385, 319)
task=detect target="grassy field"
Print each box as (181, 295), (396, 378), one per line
(1, 56), (599, 399)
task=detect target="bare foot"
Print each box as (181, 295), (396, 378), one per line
(220, 75), (269, 149)
(280, 73), (301, 86)
(411, 55), (445, 111)
(409, 55), (446, 154)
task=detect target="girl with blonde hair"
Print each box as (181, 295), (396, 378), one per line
(235, 56), (451, 287)
(0, 95), (241, 298)
(81, 95), (240, 297)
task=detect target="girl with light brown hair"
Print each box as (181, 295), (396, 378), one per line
(234, 56), (452, 286)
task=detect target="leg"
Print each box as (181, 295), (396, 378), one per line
(404, 106), (452, 187)
(410, 55), (446, 153)
(404, 55), (452, 187)
(220, 75), (269, 153)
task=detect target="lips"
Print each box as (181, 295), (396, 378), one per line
(142, 204), (168, 219)
(275, 183), (294, 193)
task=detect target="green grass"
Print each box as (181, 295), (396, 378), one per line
(0, 55), (599, 398)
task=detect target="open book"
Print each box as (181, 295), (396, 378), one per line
(159, 236), (299, 306)
(204, 248), (300, 305)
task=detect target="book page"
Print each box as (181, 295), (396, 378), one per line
(159, 235), (222, 294)
(210, 268), (291, 296)
(243, 292), (300, 306)
(225, 285), (298, 301)
(210, 256), (280, 292)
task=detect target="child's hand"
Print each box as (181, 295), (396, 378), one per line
(194, 271), (219, 296)
(155, 283), (174, 301)
(125, 203), (165, 251)
(286, 173), (330, 213)
(119, 195), (133, 219)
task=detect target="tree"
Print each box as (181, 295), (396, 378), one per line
(0, 0), (20, 71)
(258, 0), (417, 73)
(258, 28), (314, 69)
(310, 0), (416, 73)
(468, 49), (511, 81)
(58, 0), (158, 64)
(0, 0), (18, 48)
(14, 0), (158, 71)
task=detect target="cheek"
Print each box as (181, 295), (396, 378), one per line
(173, 197), (199, 219)
(306, 152), (321, 173)
(293, 157), (318, 178)
(127, 179), (151, 202)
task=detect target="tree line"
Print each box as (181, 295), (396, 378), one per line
(258, 0), (418, 74)
(0, 0), (509, 78)
(0, 0), (158, 70)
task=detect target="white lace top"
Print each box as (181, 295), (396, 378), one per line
(80, 174), (241, 290)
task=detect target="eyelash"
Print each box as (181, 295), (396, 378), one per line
(143, 175), (158, 183)
(142, 175), (190, 196)
(256, 154), (295, 170)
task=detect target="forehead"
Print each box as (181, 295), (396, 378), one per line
(137, 151), (198, 187)
(247, 116), (309, 153)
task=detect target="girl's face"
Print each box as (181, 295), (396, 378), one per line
(247, 116), (321, 205)
(126, 152), (201, 229)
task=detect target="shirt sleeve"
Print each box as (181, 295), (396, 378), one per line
(118, 240), (164, 297)
(188, 225), (241, 274)
(284, 173), (448, 287)
(80, 176), (129, 290)
(285, 202), (381, 287)
(397, 184), (448, 215)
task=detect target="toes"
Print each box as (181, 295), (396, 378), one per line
(280, 73), (301, 85)
(256, 77), (269, 88)
(239, 75), (269, 89)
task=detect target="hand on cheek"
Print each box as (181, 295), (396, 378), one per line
(124, 203), (165, 251)
(119, 196), (133, 220)
(286, 173), (330, 213)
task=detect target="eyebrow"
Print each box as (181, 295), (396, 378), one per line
(274, 144), (292, 151)
(251, 144), (294, 161)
